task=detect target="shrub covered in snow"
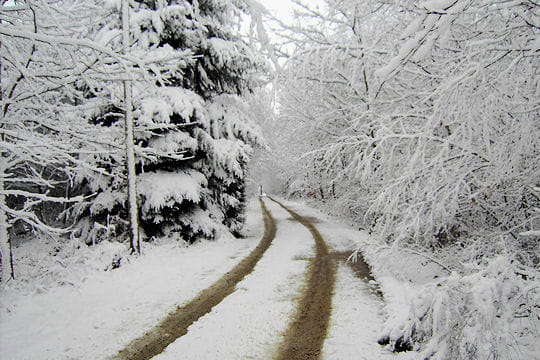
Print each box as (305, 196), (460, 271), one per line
(1, 234), (128, 303)
(378, 256), (539, 360)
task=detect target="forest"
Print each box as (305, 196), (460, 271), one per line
(1, 1), (538, 360)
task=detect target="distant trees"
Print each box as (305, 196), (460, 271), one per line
(273, 0), (398, 213)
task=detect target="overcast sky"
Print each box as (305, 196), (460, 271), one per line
(257, 0), (296, 21)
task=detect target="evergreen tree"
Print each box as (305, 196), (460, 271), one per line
(78, 0), (263, 243)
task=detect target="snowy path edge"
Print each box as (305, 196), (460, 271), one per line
(111, 198), (277, 360)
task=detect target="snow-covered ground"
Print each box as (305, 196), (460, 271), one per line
(323, 263), (415, 360)
(153, 198), (314, 359)
(0, 200), (263, 360)
(1, 197), (422, 360)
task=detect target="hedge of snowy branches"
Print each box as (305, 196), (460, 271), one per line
(376, 256), (538, 359)
(264, 0), (539, 358)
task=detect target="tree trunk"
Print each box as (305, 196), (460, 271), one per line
(0, 32), (14, 282)
(0, 160), (14, 282)
(122, 0), (140, 254)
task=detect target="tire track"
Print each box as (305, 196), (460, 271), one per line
(270, 198), (337, 360)
(112, 198), (276, 360)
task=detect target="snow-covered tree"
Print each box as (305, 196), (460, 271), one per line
(365, 0), (539, 253)
(0, 0), (182, 277)
(272, 0), (397, 209)
(77, 0), (264, 244)
(270, 1), (539, 357)
(0, 0), (136, 279)
(275, 0), (539, 258)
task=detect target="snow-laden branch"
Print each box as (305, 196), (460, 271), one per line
(0, 26), (121, 61)
(1, 189), (87, 203)
(0, 202), (72, 234)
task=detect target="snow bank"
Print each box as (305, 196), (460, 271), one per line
(323, 263), (416, 360)
(353, 232), (540, 359)
(376, 257), (540, 360)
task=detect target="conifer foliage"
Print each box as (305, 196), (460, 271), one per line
(79, 0), (263, 243)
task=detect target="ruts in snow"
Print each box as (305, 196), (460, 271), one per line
(115, 198), (387, 360)
(113, 199), (276, 360)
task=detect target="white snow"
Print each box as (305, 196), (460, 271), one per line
(137, 169), (206, 212)
(323, 264), (416, 360)
(0, 200), (263, 360)
(153, 199), (314, 359)
(419, 0), (457, 12)
(138, 87), (204, 126)
(147, 131), (198, 156)
(90, 189), (125, 214)
(0, 198), (421, 360)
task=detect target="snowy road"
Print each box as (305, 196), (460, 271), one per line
(117, 198), (414, 360)
(1, 198), (414, 360)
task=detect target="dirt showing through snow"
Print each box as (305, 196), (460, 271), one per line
(270, 198), (338, 360)
(112, 199), (276, 360)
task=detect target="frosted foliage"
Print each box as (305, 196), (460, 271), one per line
(139, 88), (205, 125)
(220, 192), (241, 208)
(0, 0), (145, 280)
(208, 95), (263, 144)
(148, 132), (198, 156)
(91, 190), (125, 215)
(178, 208), (221, 239)
(130, 4), (195, 48)
(207, 37), (257, 72)
(211, 139), (249, 180)
(138, 170), (206, 214)
(198, 96), (261, 185)
(133, 90), (259, 240)
(274, 0), (539, 252)
(383, 257), (539, 360)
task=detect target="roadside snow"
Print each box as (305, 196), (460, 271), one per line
(0, 200), (264, 360)
(152, 199), (314, 360)
(276, 199), (421, 359)
(323, 263), (416, 360)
